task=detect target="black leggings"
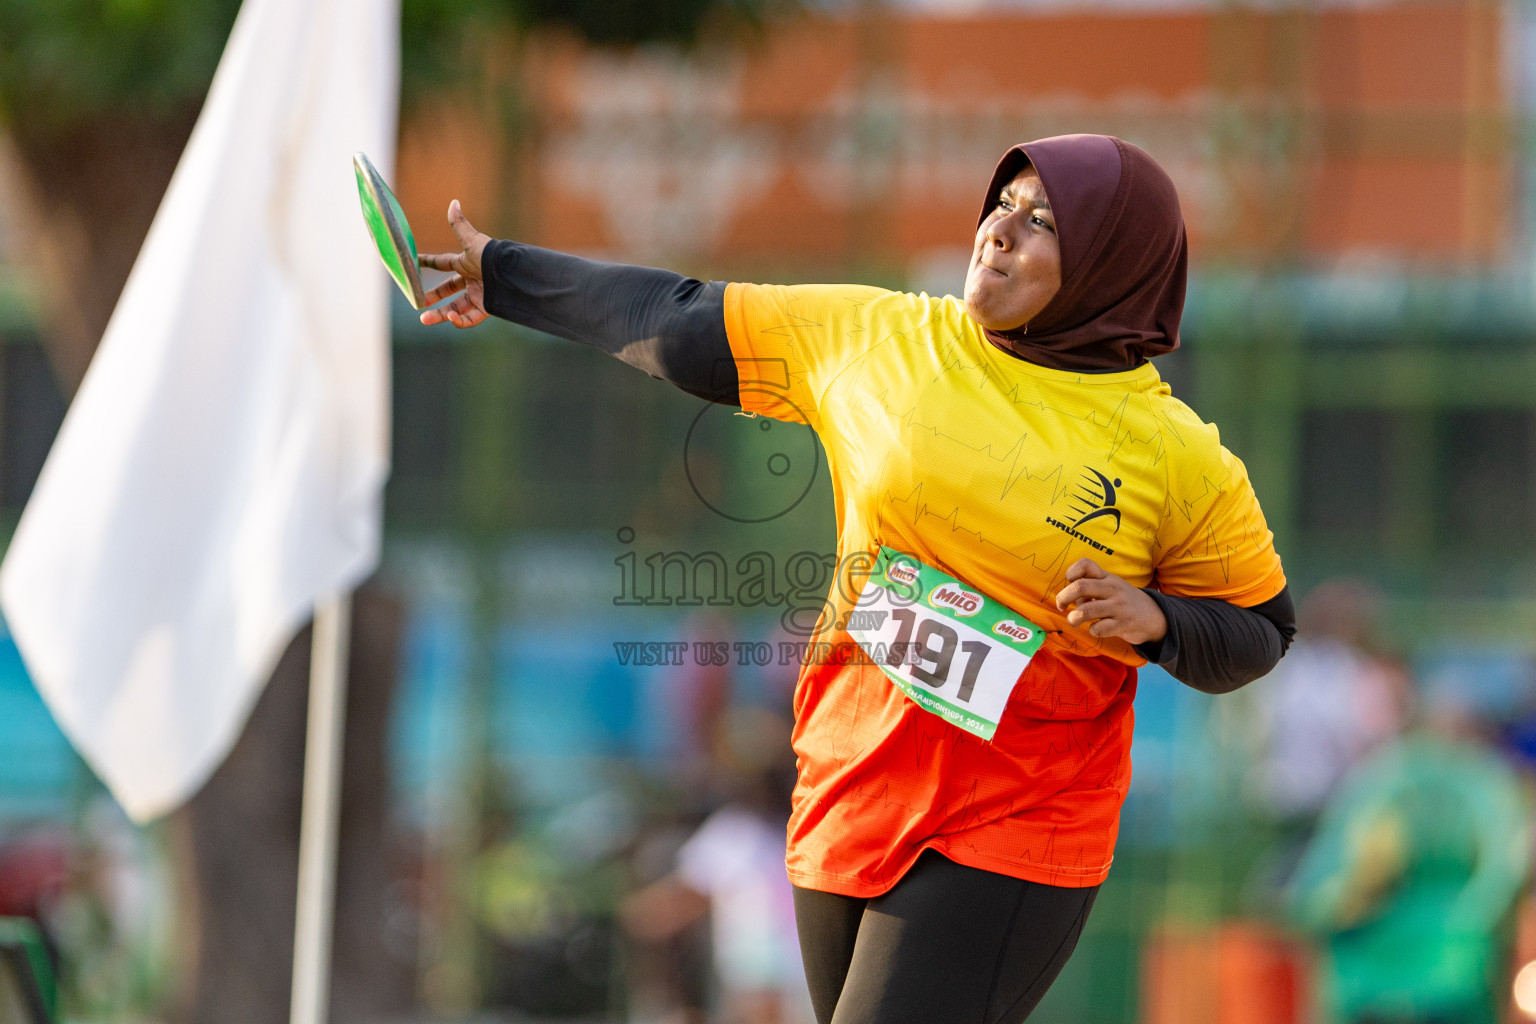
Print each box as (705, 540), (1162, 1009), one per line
(792, 851), (1099, 1024)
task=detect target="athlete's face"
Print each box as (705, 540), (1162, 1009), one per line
(964, 167), (1062, 332)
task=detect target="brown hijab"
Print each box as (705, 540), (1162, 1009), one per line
(977, 134), (1187, 371)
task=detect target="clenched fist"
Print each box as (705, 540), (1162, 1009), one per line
(1054, 558), (1167, 645)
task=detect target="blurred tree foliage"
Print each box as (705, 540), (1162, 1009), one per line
(0, 0), (770, 130)
(0, 0), (244, 129)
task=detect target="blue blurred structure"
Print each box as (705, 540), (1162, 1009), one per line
(0, 624), (75, 824)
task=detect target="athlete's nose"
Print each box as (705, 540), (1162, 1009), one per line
(985, 211), (1019, 253)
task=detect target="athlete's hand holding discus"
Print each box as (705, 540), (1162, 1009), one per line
(1056, 558), (1168, 645)
(417, 200), (492, 328)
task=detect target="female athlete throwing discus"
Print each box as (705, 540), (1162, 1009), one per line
(418, 134), (1294, 1024)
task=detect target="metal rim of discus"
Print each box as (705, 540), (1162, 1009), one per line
(353, 151), (427, 310)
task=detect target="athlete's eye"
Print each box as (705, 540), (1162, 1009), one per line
(997, 200), (1015, 215)
(1032, 216), (1055, 233)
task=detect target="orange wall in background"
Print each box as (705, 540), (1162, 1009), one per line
(399, 1), (1513, 282)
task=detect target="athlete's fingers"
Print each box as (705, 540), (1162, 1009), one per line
(444, 297), (487, 329)
(418, 251), (462, 273)
(1056, 576), (1117, 611)
(1064, 558), (1109, 583)
(1066, 598), (1119, 627)
(422, 273), (466, 305)
(1087, 617), (1124, 638)
(423, 292), (479, 329)
(447, 199), (482, 248)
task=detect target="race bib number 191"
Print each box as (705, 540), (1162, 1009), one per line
(844, 547), (1046, 741)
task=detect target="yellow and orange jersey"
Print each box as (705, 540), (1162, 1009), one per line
(725, 282), (1285, 895)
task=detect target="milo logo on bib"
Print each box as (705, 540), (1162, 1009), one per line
(992, 619), (1035, 645)
(927, 583), (983, 617)
(845, 547), (1047, 741)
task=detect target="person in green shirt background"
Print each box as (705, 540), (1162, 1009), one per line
(1287, 695), (1532, 1024)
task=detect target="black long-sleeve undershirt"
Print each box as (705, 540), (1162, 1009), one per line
(1133, 587), (1295, 693)
(478, 239), (1295, 693)
(481, 240), (739, 404)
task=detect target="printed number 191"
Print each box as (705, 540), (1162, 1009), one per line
(885, 608), (991, 701)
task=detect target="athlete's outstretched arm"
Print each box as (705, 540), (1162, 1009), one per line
(417, 201), (739, 405)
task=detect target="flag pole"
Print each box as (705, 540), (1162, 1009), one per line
(290, 593), (353, 1024)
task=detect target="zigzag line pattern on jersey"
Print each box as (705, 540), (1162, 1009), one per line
(753, 304), (833, 410)
(883, 480), (1078, 582)
(737, 287), (1280, 896)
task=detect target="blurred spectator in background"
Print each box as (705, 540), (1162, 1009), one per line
(624, 706), (811, 1024)
(0, 825), (66, 969)
(671, 612), (738, 802)
(0, 800), (169, 1021)
(1285, 690), (1531, 1024)
(1250, 580), (1411, 825)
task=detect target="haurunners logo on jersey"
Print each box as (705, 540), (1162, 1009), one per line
(1045, 466), (1121, 556)
(928, 583), (982, 616)
(992, 619), (1035, 644)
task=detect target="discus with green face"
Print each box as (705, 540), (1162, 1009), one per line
(353, 151), (427, 309)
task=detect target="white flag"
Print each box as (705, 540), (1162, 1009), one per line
(0, 0), (397, 822)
